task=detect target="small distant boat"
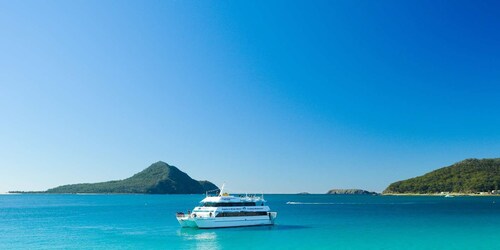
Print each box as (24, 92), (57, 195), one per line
(444, 194), (454, 198)
(176, 184), (277, 229)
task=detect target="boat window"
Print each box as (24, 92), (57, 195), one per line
(216, 211), (268, 217)
(201, 202), (256, 207)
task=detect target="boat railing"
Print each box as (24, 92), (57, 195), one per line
(205, 188), (221, 197)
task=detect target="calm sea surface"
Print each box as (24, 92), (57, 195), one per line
(1, 194), (499, 249)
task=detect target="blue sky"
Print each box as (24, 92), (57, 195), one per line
(1, 0), (500, 193)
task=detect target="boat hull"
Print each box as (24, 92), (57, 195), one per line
(177, 216), (198, 228)
(177, 212), (277, 229)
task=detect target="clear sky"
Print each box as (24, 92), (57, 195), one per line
(1, 0), (500, 193)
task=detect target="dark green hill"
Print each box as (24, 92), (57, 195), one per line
(384, 158), (500, 194)
(45, 161), (218, 194)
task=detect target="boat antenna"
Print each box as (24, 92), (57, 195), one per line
(219, 183), (225, 197)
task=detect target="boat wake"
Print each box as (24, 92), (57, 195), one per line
(286, 201), (340, 205)
(286, 201), (422, 205)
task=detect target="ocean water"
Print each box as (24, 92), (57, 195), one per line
(1, 194), (499, 249)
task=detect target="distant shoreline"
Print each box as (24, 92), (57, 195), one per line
(5, 192), (208, 195)
(4, 192), (499, 196)
(383, 193), (499, 197)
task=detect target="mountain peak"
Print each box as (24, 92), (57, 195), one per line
(152, 161), (170, 166)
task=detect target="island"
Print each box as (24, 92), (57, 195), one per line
(10, 161), (218, 194)
(383, 158), (500, 195)
(326, 189), (378, 195)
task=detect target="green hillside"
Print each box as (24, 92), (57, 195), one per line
(384, 158), (500, 194)
(45, 161), (218, 194)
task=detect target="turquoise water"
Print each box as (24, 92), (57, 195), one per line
(1, 194), (499, 249)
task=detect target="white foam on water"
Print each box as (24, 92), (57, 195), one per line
(286, 201), (420, 205)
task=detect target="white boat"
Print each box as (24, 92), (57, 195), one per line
(176, 185), (277, 229)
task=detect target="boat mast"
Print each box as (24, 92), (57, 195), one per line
(219, 183), (225, 197)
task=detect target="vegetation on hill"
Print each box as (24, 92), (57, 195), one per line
(326, 189), (378, 195)
(44, 161), (218, 194)
(384, 158), (500, 194)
